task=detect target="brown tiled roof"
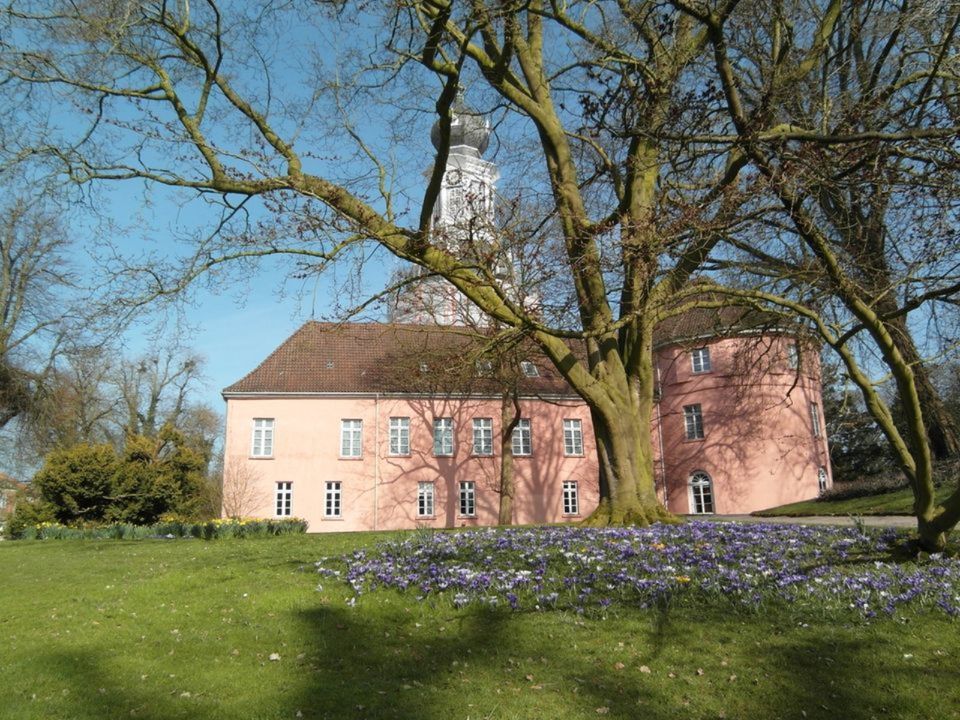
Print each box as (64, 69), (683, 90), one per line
(225, 305), (792, 397)
(223, 322), (578, 397)
(653, 302), (787, 347)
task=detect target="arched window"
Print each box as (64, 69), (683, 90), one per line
(818, 467), (829, 494)
(689, 471), (714, 514)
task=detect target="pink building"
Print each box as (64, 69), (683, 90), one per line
(221, 317), (831, 531)
(221, 101), (829, 530)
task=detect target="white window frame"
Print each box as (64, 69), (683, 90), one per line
(563, 419), (584, 456)
(691, 347), (712, 374)
(475, 359), (493, 377)
(818, 467), (829, 494)
(434, 417), (454, 456)
(520, 361), (539, 377)
(810, 403), (822, 438)
(512, 418), (532, 456)
(275, 481), (292, 517)
(684, 404), (705, 440)
(389, 417), (410, 456)
(340, 419), (363, 458)
(562, 480), (580, 516)
(252, 418), (275, 457)
(324, 481), (342, 518)
(458, 481), (476, 517)
(417, 482), (435, 518)
(472, 418), (494, 456)
(787, 342), (800, 370)
(688, 471), (714, 514)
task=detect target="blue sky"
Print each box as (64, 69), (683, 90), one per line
(114, 233), (400, 419)
(1, 2), (527, 470)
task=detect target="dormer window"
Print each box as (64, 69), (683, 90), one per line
(476, 359), (493, 377)
(691, 347), (712, 374)
(520, 361), (539, 377)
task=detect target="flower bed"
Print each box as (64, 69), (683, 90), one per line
(13, 517), (308, 540)
(317, 522), (960, 618)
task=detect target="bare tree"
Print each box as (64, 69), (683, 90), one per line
(14, 336), (219, 475)
(218, 460), (266, 519)
(375, 322), (530, 525)
(114, 347), (204, 439)
(22, 344), (118, 453)
(0, 194), (77, 429)
(674, 0), (960, 549)
(0, 0), (747, 524)
(3, 1), (956, 539)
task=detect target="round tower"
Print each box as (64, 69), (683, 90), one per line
(653, 320), (832, 515)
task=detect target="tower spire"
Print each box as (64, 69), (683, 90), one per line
(390, 97), (501, 326)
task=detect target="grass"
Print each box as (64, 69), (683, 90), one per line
(1, 531), (959, 720)
(755, 484), (954, 517)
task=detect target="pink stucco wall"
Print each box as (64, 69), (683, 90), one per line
(223, 333), (830, 530)
(222, 395), (599, 532)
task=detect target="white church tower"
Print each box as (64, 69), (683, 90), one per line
(389, 96), (503, 326)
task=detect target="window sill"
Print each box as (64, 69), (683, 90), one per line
(338, 456), (364, 461)
(683, 438), (705, 443)
(388, 453), (412, 458)
(250, 456), (274, 460)
(563, 453), (585, 458)
(322, 516), (344, 521)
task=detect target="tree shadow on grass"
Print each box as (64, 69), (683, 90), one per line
(731, 629), (958, 720)
(19, 649), (226, 720)
(24, 603), (959, 720)
(290, 604), (515, 720)
(289, 601), (958, 720)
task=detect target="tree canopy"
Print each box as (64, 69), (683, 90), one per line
(1, 0), (958, 547)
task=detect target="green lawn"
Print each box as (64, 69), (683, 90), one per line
(755, 484), (954, 517)
(1, 532), (958, 720)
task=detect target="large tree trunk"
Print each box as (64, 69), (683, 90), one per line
(815, 176), (960, 461)
(885, 315), (960, 460)
(580, 338), (674, 526)
(917, 517), (949, 554)
(583, 403), (670, 525)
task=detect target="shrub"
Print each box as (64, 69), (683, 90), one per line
(29, 428), (211, 530)
(819, 474), (909, 502)
(6, 497), (57, 540)
(8, 517), (308, 541)
(33, 443), (120, 525)
(819, 457), (959, 502)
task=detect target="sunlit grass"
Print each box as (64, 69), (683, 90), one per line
(756, 484), (954, 517)
(2, 530), (958, 719)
